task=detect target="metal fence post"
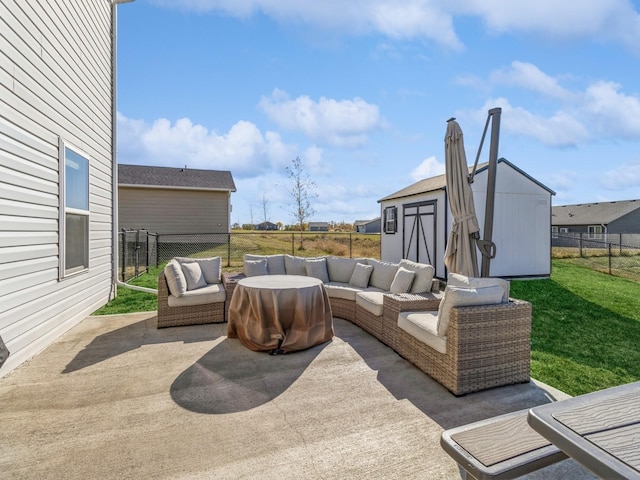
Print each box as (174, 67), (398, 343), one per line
(120, 229), (126, 282)
(134, 229), (140, 277)
(609, 242), (612, 275)
(349, 233), (352, 258)
(291, 234), (294, 255)
(227, 233), (231, 267)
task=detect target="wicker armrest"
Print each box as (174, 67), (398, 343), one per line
(222, 271), (245, 286)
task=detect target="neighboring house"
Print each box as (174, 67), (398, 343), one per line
(378, 158), (555, 279)
(354, 218), (381, 234)
(308, 222), (330, 232)
(1, 1), (121, 376)
(255, 221), (278, 231)
(118, 165), (236, 234)
(552, 200), (640, 238)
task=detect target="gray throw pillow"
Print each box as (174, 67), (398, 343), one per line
(390, 267), (415, 294)
(305, 258), (330, 283)
(244, 259), (268, 277)
(181, 262), (207, 290)
(164, 259), (187, 297)
(349, 263), (373, 288)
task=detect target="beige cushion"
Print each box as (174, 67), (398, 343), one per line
(355, 290), (385, 316)
(167, 283), (226, 307)
(398, 311), (447, 354)
(175, 256), (221, 284)
(164, 259), (187, 297)
(437, 285), (505, 336)
(244, 259), (268, 277)
(326, 256), (359, 283)
(305, 258), (329, 283)
(390, 267), (415, 294)
(244, 254), (286, 275)
(367, 259), (399, 291)
(349, 263), (372, 288)
(324, 283), (362, 301)
(181, 262), (207, 291)
(399, 259), (435, 293)
(284, 254), (307, 275)
(447, 273), (510, 302)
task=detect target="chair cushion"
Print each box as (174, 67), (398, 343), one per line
(167, 283), (226, 307)
(175, 256), (221, 284)
(284, 254), (307, 275)
(355, 290), (385, 316)
(398, 311), (447, 354)
(324, 283), (362, 301)
(326, 256), (359, 283)
(181, 262), (207, 291)
(390, 267), (415, 294)
(244, 259), (268, 277)
(399, 259), (435, 294)
(447, 273), (510, 302)
(437, 285), (505, 336)
(244, 254), (286, 275)
(164, 259), (187, 297)
(305, 258), (330, 283)
(367, 259), (399, 291)
(349, 263), (373, 288)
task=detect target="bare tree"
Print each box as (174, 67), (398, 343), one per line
(285, 157), (317, 231)
(261, 193), (269, 224)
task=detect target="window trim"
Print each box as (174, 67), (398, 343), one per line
(587, 225), (605, 240)
(59, 138), (90, 279)
(384, 206), (397, 234)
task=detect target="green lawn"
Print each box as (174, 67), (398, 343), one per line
(94, 259), (640, 396)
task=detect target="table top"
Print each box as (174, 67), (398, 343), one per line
(238, 274), (322, 290)
(528, 381), (640, 480)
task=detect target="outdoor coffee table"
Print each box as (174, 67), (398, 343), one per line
(227, 275), (333, 354)
(527, 381), (640, 480)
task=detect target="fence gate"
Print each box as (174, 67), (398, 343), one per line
(402, 200), (437, 265)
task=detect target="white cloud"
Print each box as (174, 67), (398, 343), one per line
(117, 113), (295, 177)
(410, 156), (445, 182)
(258, 89), (385, 147)
(600, 161), (640, 190)
(490, 61), (573, 100)
(583, 81), (640, 138)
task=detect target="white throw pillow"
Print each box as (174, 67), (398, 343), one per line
(175, 256), (221, 284)
(447, 273), (510, 303)
(326, 256), (359, 283)
(390, 267), (416, 294)
(244, 259), (268, 277)
(181, 262), (207, 291)
(436, 285), (505, 336)
(367, 258), (399, 291)
(349, 263), (373, 288)
(164, 259), (188, 297)
(305, 258), (330, 283)
(399, 259), (435, 294)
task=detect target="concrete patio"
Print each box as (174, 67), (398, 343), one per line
(0, 312), (595, 479)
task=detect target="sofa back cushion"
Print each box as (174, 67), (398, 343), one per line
(436, 284), (504, 336)
(367, 259), (399, 291)
(175, 256), (221, 284)
(447, 273), (510, 302)
(244, 258), (269, 277)
(305, 258), (330, 283)
(390, 267), (415, 294)
(284, 254), (307, 275)
(349, 263), (373, 288)
(164, 259), (188, 297)
(326, 256), (360, 283)
(244, 254), (286, 275)
(399, 259), (435, 293)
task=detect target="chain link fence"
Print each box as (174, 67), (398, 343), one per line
(552, 232), (640, 282)
(118, 230), (158, 282)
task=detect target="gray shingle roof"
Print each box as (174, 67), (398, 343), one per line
(118, 164), (236, 191)
(552, 199), (640, 225)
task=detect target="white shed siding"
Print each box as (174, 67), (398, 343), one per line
(0, 0), (114, 376)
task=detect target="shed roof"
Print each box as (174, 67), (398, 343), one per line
(378, 158), (554, 202)
(118, 164), (236, 192)
(552, 199), (640, 225)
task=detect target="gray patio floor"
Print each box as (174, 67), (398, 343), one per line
(0, 312), (595, 479)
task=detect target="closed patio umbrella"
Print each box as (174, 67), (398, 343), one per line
(443, 118), (480, 277)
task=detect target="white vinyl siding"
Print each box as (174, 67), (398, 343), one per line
(0, 0), (114, 376)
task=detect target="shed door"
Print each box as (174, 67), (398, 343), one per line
(403, 200), (437, 264)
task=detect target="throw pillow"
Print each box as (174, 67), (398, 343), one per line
(284, 254), (307, 275)
(349, 263), (373, 288)
(244, 259), (268, 277)
(399, 259), (435, 293)
(390, 267), (416, 294)
(164, 259), (187, 297)
(244, 254), (286, 275)
(305, 258), (330, 283)
(436, 284), (505, 336)
(326, 256), (359, 283)
(181, 262), (207, 290)
(175, 256), (221, 284)
(367, 258), (400, 291)
(447, 273), (510, 303)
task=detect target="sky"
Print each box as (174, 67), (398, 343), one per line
(115, 0), (640, 227)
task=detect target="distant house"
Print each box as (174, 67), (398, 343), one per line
(354, 218), (381, 234)
(552, 200), (640, 237)
(378, 158), (555, 279)
(255, 221), (278, 231)
(308, 222), (330, 232)
(1, 1), (123, 377)
(118, 165), (236, 234)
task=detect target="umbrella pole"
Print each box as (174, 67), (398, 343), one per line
(480, 107), (501, 277)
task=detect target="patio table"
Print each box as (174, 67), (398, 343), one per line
(227, 275), (333, 354)
(527, 381), (640, 480)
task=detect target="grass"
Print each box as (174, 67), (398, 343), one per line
(511, 259), (640, 396)
(96, 258), (640, 396)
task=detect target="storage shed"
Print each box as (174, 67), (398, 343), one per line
(378, 158), (555, 279)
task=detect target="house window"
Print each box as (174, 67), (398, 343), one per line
(587, 225), (605, 240)
(384, 206), (397, 234)
(551, 226), (558, 239)
(59, 140), (90, 277)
